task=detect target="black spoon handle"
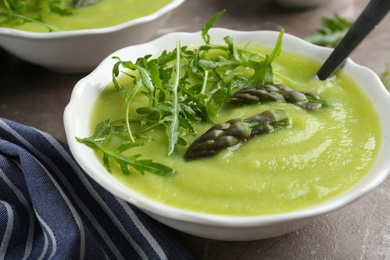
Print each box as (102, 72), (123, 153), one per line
(316, 0), (390, 80)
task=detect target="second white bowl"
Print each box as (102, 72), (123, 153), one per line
(0, 0), (184, 73)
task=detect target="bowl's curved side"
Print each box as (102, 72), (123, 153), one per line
(64, 29), (390, 240)
(0, 0), (185, 72)
(144, 208), (313, 241)
(0, 17), (170, 73)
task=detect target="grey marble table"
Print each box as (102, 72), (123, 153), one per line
(1, 0), (389, 258)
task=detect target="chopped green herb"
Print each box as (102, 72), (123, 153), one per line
(0, 12), (61, 32)
(227, 84), (326, 110)
(0, 0), (96, 32)
(78, 11), (286, 175)
(305, 14), (353, 47)
(201, 9), (225, 44)
(76, 120), (175, 176)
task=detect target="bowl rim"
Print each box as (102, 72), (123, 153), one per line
(0, 0), (185, 38)
(64, 28), (390, 228)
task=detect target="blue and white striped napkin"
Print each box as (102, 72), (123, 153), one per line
(0, 118), (193, 260)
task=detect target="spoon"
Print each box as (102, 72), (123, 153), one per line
(316, 0), (390, 80)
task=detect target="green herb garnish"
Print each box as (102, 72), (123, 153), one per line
(76, 120), (174, 176)
(0, 0), (97, 32)
(305, 14), (353, 47)
(77, 11), (285, 176)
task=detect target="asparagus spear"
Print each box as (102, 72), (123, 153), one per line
(227, 84), (325, 110)
(184, 110), (290, 160)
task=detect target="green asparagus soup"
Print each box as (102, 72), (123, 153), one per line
(87, 43), (381, 216)
(0, 0), (172, 32)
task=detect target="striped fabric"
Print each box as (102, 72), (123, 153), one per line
(0, 118), (193, 260)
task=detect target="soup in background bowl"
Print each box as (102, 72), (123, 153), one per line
(64, 28), (390, 241)
(0, 0), (184, 72)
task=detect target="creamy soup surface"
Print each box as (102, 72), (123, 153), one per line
(89, 44), (381, 216)
(0, 0), (172, 32)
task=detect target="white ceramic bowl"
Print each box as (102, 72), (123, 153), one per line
(0, 0), (184, 73)
(64, 29), (390, 241)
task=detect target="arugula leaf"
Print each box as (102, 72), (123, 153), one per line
(76, 120), (174, 176)
(77, 120), (123, 148)
(47, 1), (73, 15)
(164, 40), (181, 156)
(102, 152), (174, 176)
(202, 9), (226, 44)
(224, 36), (241, 61)
(199, 56), (246, 70)
(305, 14), (353, 47)
(244, 29), (284, 87)
(179, 84), (213, 123)
(0, 12), (61, 32)
(0, 0), (96, 31)
(206, 87), (228, 117)
(112, 57), (124, 90)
